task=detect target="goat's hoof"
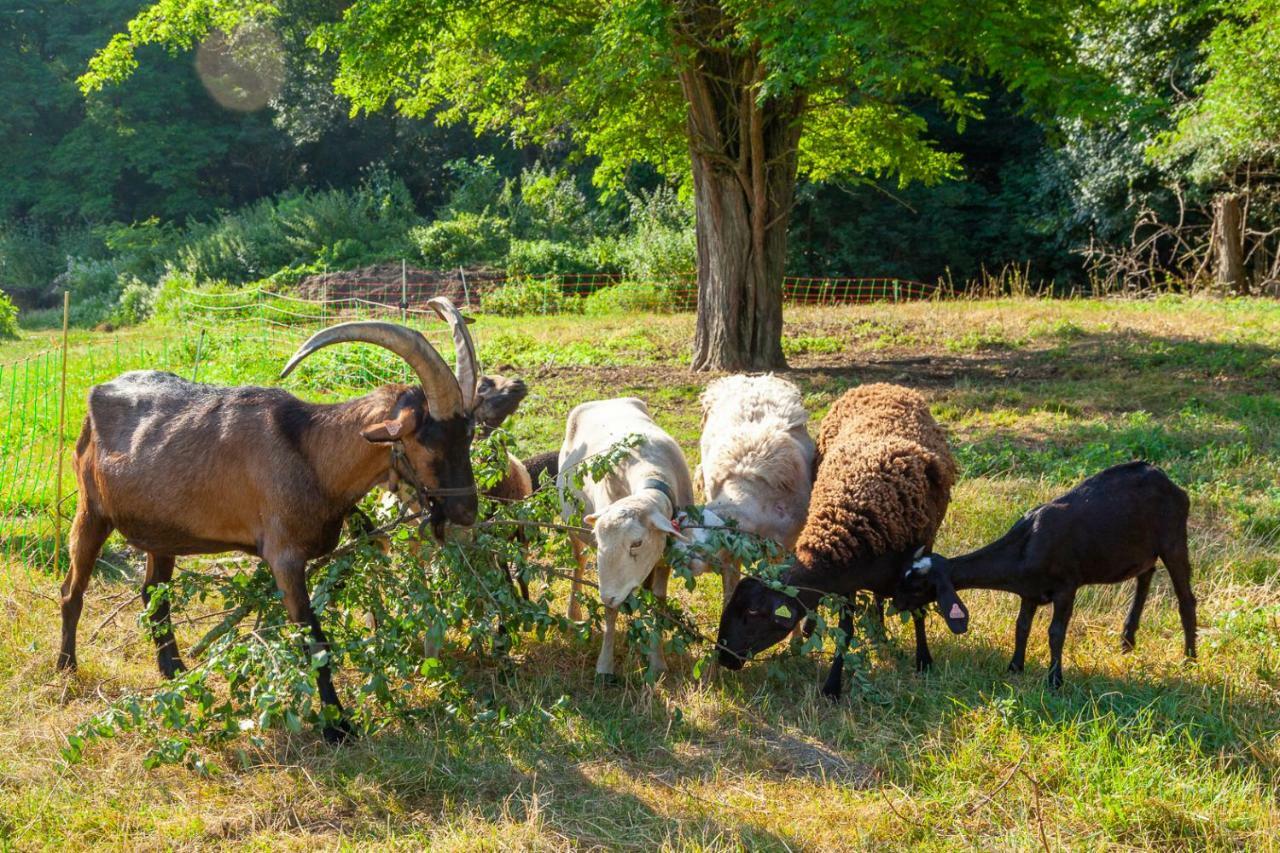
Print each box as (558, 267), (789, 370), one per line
(1047, 672), (1064, 691)
(1120, 636), (1136, 653)
(55, 653), (77, 672)
(594, 672), (621, 687)
(322, 719), (357, 744)
(915, 659), (933, 674)
(820, 684), (842, 702)
(1007, 661), (1024, 674)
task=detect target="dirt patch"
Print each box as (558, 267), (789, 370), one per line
(293, 264), (508, 308)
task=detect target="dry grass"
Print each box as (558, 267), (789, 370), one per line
(3, 295), (1279, 850)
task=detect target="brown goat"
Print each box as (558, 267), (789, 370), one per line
(58, 299), (482, 743)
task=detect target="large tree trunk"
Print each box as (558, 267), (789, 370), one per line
(1213, 192), (1247, 295)
(678, 24), (803, 371)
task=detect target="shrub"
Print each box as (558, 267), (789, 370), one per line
(513, 165), (596, 242)
(411, 213), (511, 268)
(98, 219), (182, 283)
(0, 289), (19, 339)
(177, 166), (420, 284)
(582, 282), (670, 315)
(505, 239), (596, 276)
(480, 277), (581, 316)
(614, 186), (695, 283)
(150, 270), (198, 322)
(110, 278), (157, 327)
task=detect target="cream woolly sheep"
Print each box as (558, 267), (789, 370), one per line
(716, 383), (958, 698)
(696, 374), (816, 602)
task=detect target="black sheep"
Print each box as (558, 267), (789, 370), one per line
(894, 461), (1197, 688)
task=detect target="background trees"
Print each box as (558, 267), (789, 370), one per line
(1, 0), (1276, 335)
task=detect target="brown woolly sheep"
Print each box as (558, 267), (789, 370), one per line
(716, 383), (958, 698)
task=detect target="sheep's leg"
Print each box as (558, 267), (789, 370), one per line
(1120, 569), (1154, 653)
(646, 562), (669, 676)
(821, 605), (854, 700)
(568, 537), (588, 622)
(1008, 597), (1037, 673)
(1046, 588), (1077, 689)
(595, 606), (618, 679)
(912, 612), (933, 672)
(268, 554), (351, 743)
(1162, 546), (1198, 659)
(141, 554), (186, 678)
(57, 506), (113, 672)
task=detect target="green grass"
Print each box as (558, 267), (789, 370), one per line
(3, 296), (1280, 848)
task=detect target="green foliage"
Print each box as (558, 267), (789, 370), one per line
(411, 213), (511, 269)
(178, 168), (418, 283)
(0, 290), (18, 339)
(505, 240), (597, 276)
(1157, 0), (1280, 181)
(581, 283), (672, 315)
(613, 186), (695, 282)
(111, 278), (158, 326)
(480, 278), (581, 317)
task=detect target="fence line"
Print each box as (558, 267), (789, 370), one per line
(2, 272), (939, 575)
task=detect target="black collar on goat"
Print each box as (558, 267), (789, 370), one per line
(58, 298), (483, 744)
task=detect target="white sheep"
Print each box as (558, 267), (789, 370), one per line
(556, 397), (709, 677)
(696, 374), (816, 601)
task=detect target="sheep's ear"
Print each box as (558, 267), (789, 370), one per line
(583, 514), (599, 528)
(934, 572), (969, 634)
(649, 512), (690, 543)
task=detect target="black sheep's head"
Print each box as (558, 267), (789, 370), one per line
(716, 577), (803, 670)
(893, 550), (970, 634)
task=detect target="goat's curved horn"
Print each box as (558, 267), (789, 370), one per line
(427, 297), (479, 412)
(279, 321), (463, 417)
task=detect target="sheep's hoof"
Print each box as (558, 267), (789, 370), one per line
(915, 658), (933, 674)
(1046, 670), (1064, 691)
(1007, 661), (1024, 674)
(55, 652), (77, 672)
(322, 719), (357, 745)
(820, 682), (842, 702)
(594, 672), (621, 687)
(1120, 635), (1136, 653)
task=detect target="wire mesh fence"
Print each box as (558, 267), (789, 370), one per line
(0, 270), (938, 577)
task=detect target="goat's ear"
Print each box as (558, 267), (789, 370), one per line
(934, 572), (969, 634)
(649, 511), (690, 543)
(362, 407), (419, 444)
(583, 513), (599, 528)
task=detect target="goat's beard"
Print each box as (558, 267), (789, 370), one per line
(422, 499), (447, 542)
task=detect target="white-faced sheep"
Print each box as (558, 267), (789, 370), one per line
(557, 397), (716, 678)
(696, 374), (816, 605)
(716, 383), (958, 698)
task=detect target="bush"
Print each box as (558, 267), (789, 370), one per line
(0, 289), (19, 339)
(614, 186), (696, 282)
(0, 223), (102, 308)
(150, 270), (198, 323)
(581, 282), (672, 315)
(110, 278), (157, 327)
(177, 166), (420, 284)
(411, 213), (511, 268)
(480, 277), (581, 316)
(505, 239), (597, 276)
(98, 219), (182, 283)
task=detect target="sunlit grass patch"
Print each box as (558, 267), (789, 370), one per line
(3, 296), (1280, 848)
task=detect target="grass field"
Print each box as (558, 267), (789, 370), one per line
(2, 296), (1279, 849)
